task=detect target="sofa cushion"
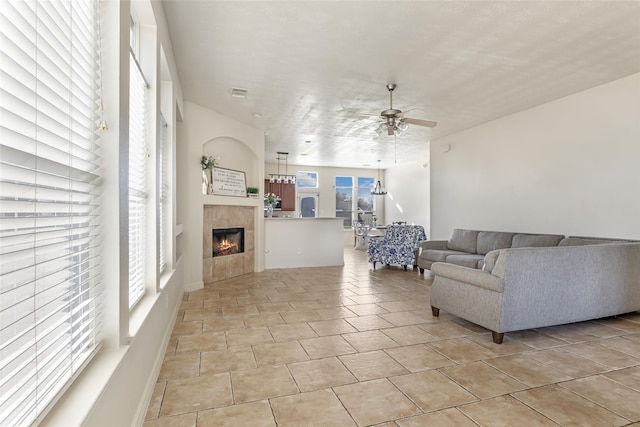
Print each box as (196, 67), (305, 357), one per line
(477, 231), (515, 255)
(558, 237), (623, 246)
(491, 250), (507, 279)
(447, 229), (479, 253)
(445, 254), (485, 269)
(482, 250), (501, 273)
(511, 233), (563, 248)
(420, 249), (468, 263)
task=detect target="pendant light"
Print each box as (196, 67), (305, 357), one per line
(372, 160), (387, 195)
(269, 152), (296, 184)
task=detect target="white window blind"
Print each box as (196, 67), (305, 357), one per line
(128, 51), (148, 309)
(158, 114), (168, 276)
(0, 1), (102, 425)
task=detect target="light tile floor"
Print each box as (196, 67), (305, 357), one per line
(144, 246), (640, 427)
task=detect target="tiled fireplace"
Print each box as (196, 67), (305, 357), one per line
(212, 227), (245, 257)
(203, 205), (254, 283)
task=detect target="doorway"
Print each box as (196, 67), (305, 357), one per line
(298, 194), (318, 217)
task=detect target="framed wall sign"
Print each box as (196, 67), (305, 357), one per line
(211, 167), (247, 197)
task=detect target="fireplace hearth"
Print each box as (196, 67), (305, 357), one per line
(213, 227), (245, 257)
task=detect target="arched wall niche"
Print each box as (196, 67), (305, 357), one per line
(203, 136), (259, 189)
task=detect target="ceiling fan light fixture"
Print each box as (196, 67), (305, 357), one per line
(374, 83), (438, 136)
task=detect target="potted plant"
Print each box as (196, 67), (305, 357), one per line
(264, 192), (279, 218)
(247, 186), (259, 198)
(200, 155), (218, 195)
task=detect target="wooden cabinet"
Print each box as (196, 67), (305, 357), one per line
(280, 182), (295, 211)
(265, 179), (296, 211)
(264, 179), (279, 199)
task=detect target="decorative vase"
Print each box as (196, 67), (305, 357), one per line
(266, 203), (274, 218)
(201, 169), (209, 195)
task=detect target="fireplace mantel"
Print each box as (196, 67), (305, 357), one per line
(202, 194), (260, 208)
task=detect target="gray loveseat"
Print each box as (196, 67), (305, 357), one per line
(423, 229), (640, 343)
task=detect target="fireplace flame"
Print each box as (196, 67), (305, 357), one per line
(217, 238), (238, 255)
(213, 228), (244, 257)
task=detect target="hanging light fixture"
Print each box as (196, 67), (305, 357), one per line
(269, 152), (297, 184)
(372, 160), (387, 195)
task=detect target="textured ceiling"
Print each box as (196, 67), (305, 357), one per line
(162, 1), (640, 170)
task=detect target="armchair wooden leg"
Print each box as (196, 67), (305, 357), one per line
(403, 265), (407, 271)
(372, 261), (377, 269)
(419, 268), (424, 274)
(491, 332), (504, 344)
(431, 307), (439, 317)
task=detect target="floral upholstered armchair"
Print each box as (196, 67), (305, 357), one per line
(368, 224), (427, 271)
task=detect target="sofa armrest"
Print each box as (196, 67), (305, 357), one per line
(493, 243), (640, 331)
(431, 262), (504, 293)
(419, 240), (449, 251)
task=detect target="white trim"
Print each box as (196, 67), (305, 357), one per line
(183, 280), (204, 292)
(132, 288), (182, 427)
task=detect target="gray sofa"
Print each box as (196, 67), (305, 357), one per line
(417, 229), (564, 273)
(425, 229), (640, 343)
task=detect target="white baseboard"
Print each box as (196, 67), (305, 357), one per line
(132, 289), (183, 427)
(183, 279), (204, 292)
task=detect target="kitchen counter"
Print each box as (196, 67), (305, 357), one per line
(264, 217), (344, 268)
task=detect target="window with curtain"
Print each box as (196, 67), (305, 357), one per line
(128, 49), (148, 309)
(0, 1), (102, 425)
(158, 114), (168, 277)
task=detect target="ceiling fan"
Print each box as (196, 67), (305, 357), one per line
(376, 83), (437, 136)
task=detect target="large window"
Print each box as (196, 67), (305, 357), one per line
(335, 176), (375, 227)
(335, 176), (353, 227)
(128, 48), (149, 309)
(296, 171), (318, 188)
(0, 1), (102, 425)
(357, 177), (374, 214)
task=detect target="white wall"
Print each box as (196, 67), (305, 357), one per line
(177, 101), (265, 291)
(384, 160), (431, 236)
(204, 137), (260, 187)
(430, 73), (640, 240)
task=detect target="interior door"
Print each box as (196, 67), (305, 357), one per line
(299, 194), (318, 217)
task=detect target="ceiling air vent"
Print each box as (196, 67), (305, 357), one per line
(230, 87), (248, 98)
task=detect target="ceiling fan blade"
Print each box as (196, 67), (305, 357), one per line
(402, 117), (437, 128)
(387, 125), (394, 136)
(397, 108), (424, 119)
